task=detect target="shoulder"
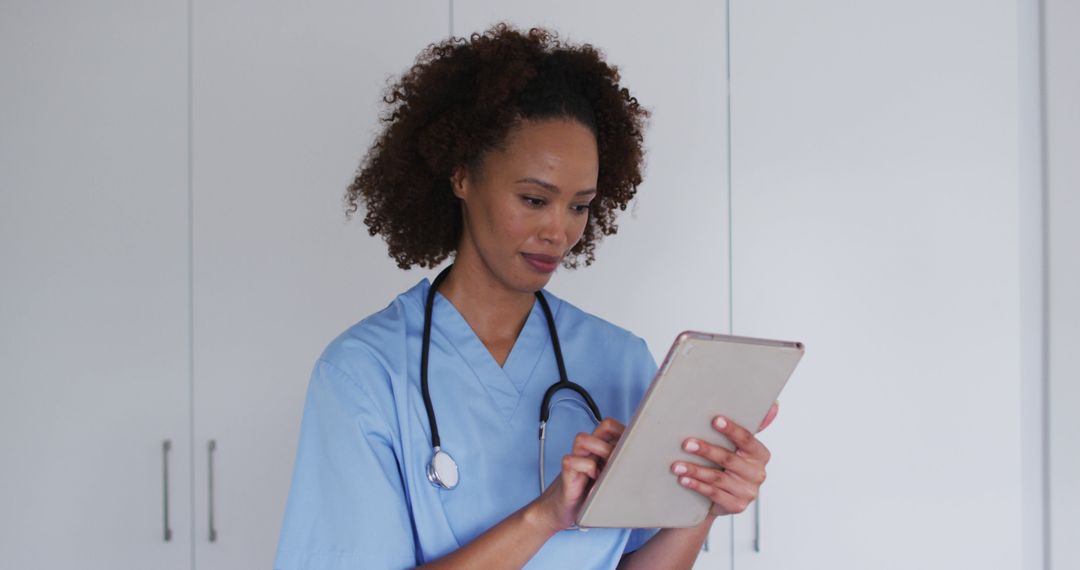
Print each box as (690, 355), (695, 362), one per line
(543, 289), (653, 363)
(544, 290), (658, 415)
(315, 279), (426, 388)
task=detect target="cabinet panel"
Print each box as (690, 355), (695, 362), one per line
(453, 3), (733, 567)
(1046, 0), (1080, 567)
(455, 0), (732, 361)
(454, 3), (732, 566)
(0, 1), (192, 568)
(190, 2), (447, 568)
(193, 0), (732, 565)
(728, 0), (1030, 568)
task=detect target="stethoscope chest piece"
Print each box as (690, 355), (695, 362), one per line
(427, 447), (459, 490)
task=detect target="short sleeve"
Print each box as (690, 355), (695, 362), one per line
(633, 337), (658, 389)
(274, 359), (417, 570)
(623, 527), (661, 554)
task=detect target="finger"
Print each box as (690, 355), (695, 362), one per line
(712, 416), (771, 462)
(674, 461), (761, 501)
(592, 417), (625, 444)
(676, 474), (753, 515)
(561, 454), (601, 481)
(758, 401), (780, 432)
(679, 440), (766, 485)
(670, 460), (725, 486)
(571, 432), (615, 461)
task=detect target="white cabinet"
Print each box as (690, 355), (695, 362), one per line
(726, 0), (1039, 568)
(188, 2), (447, 568)
(1, 2), (447, 568)
(1046, 0), (1080, 567)
(451, 2), (735, 567)
(2, 1), (1052, 568)
(0, 1), (192, 568)
(452, 0), (733, 355)
(190, 0), (736, 564)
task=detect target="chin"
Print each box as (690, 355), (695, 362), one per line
(511, 265), (555, 293)
(513, 273), (551, 294)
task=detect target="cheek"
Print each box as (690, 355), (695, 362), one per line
(473, 195), (520, 238)
(503, 218), (531, 241)
(490, 206), (531, 241)
(568, 215), (589, 245)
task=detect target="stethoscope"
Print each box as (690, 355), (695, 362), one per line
(422, 265), (603, 493)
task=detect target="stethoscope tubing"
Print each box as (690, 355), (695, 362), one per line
(421, 265), (602, 492)
(420, 266), (449, 451)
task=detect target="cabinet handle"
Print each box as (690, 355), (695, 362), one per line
(208, 439), (217, 542)
(753, 494), (762, 552)
(162, 440), (172, 542)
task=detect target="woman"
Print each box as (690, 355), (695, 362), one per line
(274, 24), (777, 569)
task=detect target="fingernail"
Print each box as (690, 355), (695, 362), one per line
(680, 476), (692, 486)
(714, 416), (728, 430)
(673, 463), (687, 475)
(684, 440), (700, 452)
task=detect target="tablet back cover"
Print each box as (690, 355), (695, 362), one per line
(576, 332), (804, 528)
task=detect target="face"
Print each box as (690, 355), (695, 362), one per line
(451, 118), (599, 294)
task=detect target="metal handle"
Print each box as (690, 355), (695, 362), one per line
(162, 440), (172, 542)
(207, 439), (217, 542)
(753, 493), (762, 552)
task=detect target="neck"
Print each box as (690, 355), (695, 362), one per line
(438, 252), (536, 366)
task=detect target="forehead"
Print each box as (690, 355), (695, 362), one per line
(482, 119), (599, 183)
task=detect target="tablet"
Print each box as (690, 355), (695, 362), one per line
(575, 331), (804, 529)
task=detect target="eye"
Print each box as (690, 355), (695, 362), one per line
(571, 204), (591, 215)
(522, 196), (546, 208)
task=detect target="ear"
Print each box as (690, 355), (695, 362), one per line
(450, 166), (469, 200)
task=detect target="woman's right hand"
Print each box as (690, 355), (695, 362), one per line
(532, 417), (625, 532)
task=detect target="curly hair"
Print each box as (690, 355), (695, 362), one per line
(346, 23), (650, 269)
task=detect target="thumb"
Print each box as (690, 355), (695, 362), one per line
(758, 400), (779, 432)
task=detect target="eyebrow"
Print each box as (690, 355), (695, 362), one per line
(515, 177), (597, 197)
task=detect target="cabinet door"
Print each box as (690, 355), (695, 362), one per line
(727, 1), (1035, 568)
(1046, 0), (1080, 567)
(452, 2), (733, 567)
(454, 0), (733, 365)
(0, 1), (192, 568)
(189, 2), (447, 568)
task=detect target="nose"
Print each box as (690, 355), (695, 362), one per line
(537, 209), (569, 247)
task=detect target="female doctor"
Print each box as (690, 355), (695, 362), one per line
(274, 24), (779, 570)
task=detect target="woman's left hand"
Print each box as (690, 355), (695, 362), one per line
(670, 401), (779, 518)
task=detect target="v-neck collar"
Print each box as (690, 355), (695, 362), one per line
(426, 283), (552, 422)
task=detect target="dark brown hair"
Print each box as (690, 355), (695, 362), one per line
(347, 23), (649, 269)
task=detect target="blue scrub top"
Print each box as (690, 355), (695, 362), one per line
(275, 279), (659, 569)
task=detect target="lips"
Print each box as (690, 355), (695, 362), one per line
(521, 253), (560, 273)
